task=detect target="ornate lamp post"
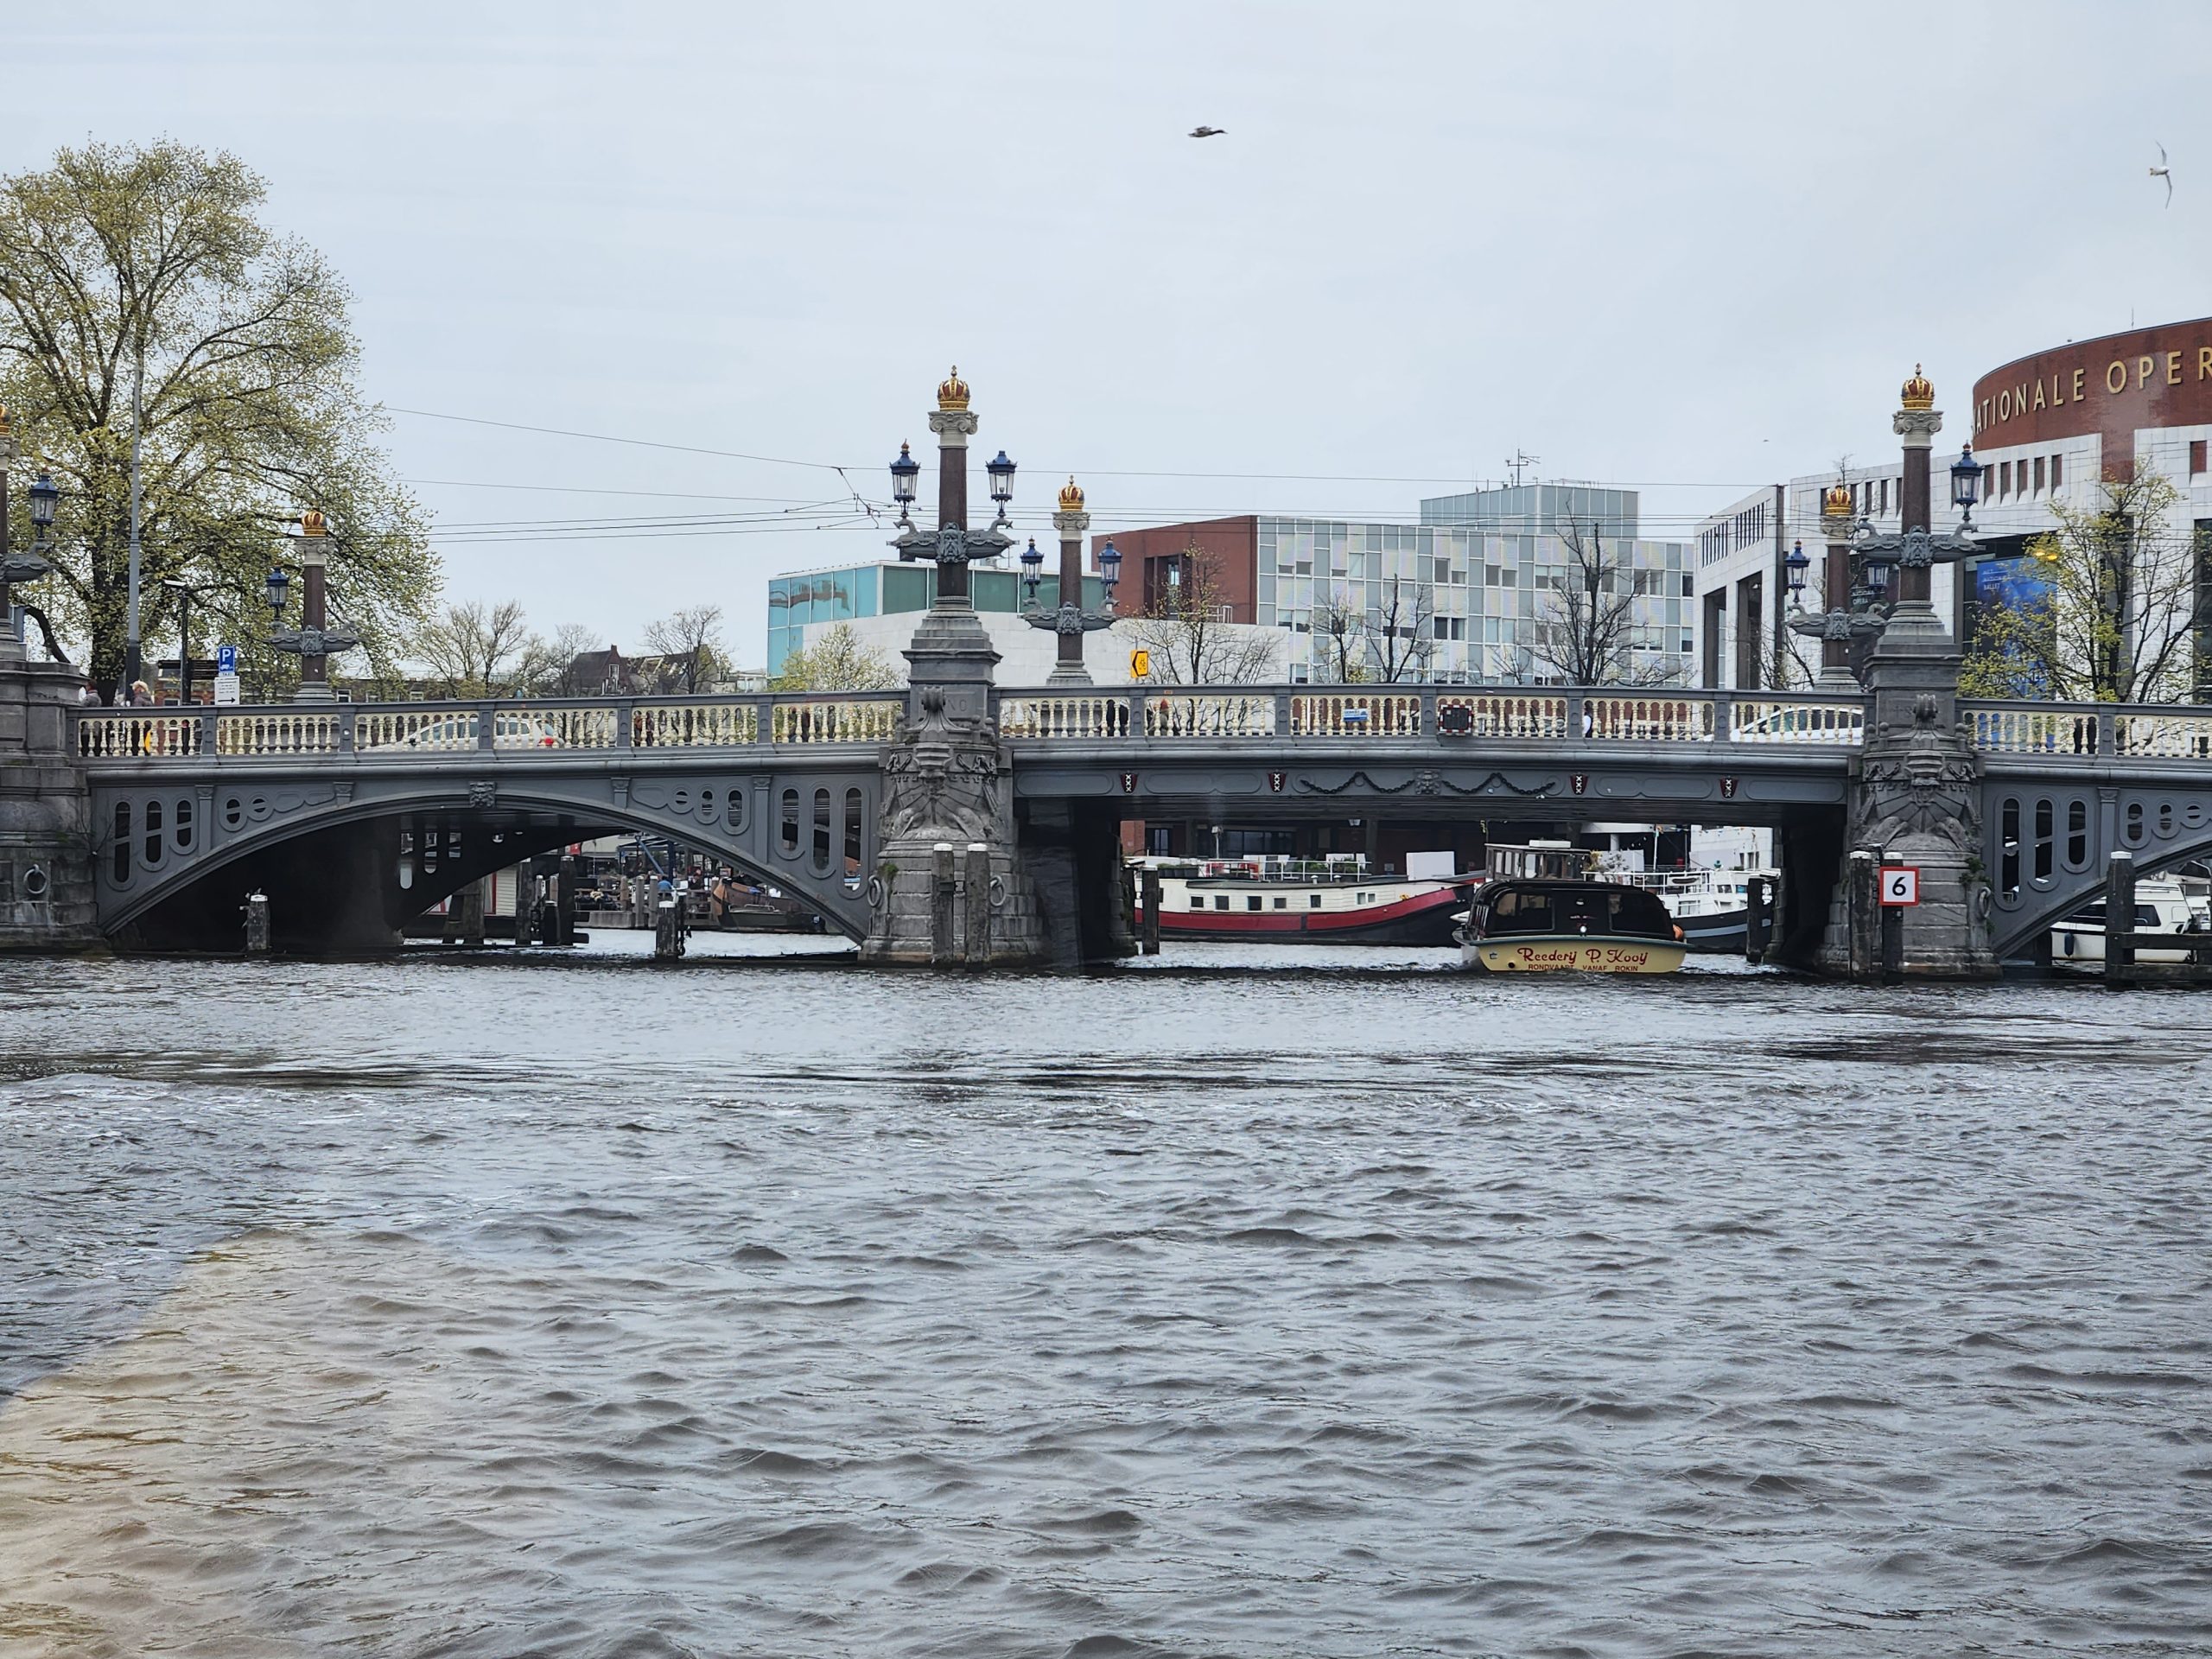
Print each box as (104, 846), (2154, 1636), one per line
(159, 576), (211, 705)
(1021, 476), (1120, 684)
(1788, 485), (1885, 684)
(0, 408), (52, 664)
(887, 367), (1015, 726)
(266, 512), (359, 702)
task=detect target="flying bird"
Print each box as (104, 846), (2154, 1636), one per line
(2152, 142), (2172, 207)
(1188, 125), (1226, 138)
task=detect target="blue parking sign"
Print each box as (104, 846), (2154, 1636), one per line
(216, 645), (238, 675)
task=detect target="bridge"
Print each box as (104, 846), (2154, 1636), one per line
(54, 683), (2212, 965)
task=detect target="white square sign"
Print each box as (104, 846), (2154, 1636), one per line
(1879, 866), (1920, 906)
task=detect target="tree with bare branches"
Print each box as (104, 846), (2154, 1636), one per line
(1531, 517), (1677, 686)
(416, 600), (535, 697)
(640, 604), (728, 692)
(1368, 575), (1435, 682)
(1122, 540), (1278, 683)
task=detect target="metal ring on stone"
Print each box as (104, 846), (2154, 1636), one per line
(865, 876), (885, 908)
(988, 875), (1007, 909)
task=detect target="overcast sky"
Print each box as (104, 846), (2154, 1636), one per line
(16, 2), (2211, 665)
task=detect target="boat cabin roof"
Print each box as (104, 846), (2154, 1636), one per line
(1473, 879), (1675, 939)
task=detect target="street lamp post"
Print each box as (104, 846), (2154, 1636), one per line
(0, 426), (57, 668)
(266, 512), (359, 702)
(887, 367), (1014, 726)
(1022, 477), (1120, 684)
(1788, 486), (1885, 683)
(159, 576), (207, 705)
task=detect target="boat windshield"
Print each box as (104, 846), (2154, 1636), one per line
(1484, 884), (1673, 938)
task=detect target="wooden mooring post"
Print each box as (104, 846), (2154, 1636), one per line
(1847, 850), (1878, 981)
(2105, 851), (2137, 986)
(930, 842), (957, 964)
(243, 890), (270, 954)
(1140, 866), (1163, 957)
(963, 842), (992, 967)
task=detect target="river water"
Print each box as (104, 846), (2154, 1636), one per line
(1, 941), (2207, 1658)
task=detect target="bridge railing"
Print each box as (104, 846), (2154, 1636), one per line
(995, 686), (1870, 745)
(1961, 699), (2212, 760)
(73, 690), (910, 762)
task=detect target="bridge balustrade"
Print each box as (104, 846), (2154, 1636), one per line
(2113, 710), (2212, 759)
(1969, 704), (2099, 755)
(999, 696), (1132, 739)
(635, 702), (759, 747)
(353, 709), (472, 752)
(1586, 695), (1713, 741)
(76, 714), (206, 758)
(1289, 693), (1423, 737)
(1435, 693), (1568, 738)
(1144, 694), (1278, 738)
(768, 699), (901, 745)
(1728, 699), (1866, 745)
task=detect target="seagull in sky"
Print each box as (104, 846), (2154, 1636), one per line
(1189, 125), (1226, 138)
(2151, 142), (2172, 207)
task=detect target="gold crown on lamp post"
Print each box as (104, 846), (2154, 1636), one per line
(1900, 364), (1935, 410)
(1058, 475), (1085, 511)
(1822, 482), (1854, 517)
(936, 365), (970, 411)
(299, 509), (327, 537)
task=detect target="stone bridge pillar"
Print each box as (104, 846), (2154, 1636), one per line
(861, 368), (1052, 967)
(0, 656), (98, 950)
(1821, 367), (1996, 977)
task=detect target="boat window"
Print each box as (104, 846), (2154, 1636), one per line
(2072, 902), (2107, 924)
(1487, 890), (1552, 932)
(1274, 896), (1287, 908)
(2139, 905), (2163, 928)
(1214, 896), (1230, 910)
(1246, 895), (1262, 911)
(1190, 897), (1205, 910)
(1309, 893), (1323, 907)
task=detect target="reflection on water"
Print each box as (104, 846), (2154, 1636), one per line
(1, 947), (2207, 1657)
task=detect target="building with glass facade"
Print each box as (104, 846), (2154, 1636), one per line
(766, 560), (1105, 675)
(1101, 486), (1694, 684)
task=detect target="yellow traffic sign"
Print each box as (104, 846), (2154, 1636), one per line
(1130, 648), (1151, 679)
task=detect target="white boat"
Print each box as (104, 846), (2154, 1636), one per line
(1618, 866), (1774, 952)
(2050, 876), (2212, 972)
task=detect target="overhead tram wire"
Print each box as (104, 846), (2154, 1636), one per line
(388, 401), (1762, 493)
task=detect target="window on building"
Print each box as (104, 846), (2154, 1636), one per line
(2193, 440), (2208, 477)
(1879, 478), (1890, 514)
(2050, 454), (2063, 491)
(1999, 461), (2012, 498)
(2033, 457), (2046, 493)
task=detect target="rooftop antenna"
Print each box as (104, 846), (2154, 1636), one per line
(1506, 448), (1539, 488)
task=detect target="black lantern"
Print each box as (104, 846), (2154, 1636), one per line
(27, 470), (58, 530)
(985, 449), (1015, 524)
(1950, 443), (1984, 511)
(889, 442), (919, 511)
(1784, 538), (1810, 599)
(1098, 537), (1122, 593)
(265, 565), (291, 620)
(1020, 536), (1044, 601)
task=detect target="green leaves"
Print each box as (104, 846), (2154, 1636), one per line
(0, 139), (436, 691)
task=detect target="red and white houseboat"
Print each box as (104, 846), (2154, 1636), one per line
(1130, 855), (1469, 945)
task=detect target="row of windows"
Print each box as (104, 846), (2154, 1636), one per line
(1191, 891), (1380, 911)
(1699, 501), (1770, 566)
(1992, 454), (2064, 500)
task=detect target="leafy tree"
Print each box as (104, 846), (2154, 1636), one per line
(1122, 540), (1277, 684)
(1960, 468), (2207, 703)
(0, 140), (435, 697)
(518, 622), (607, 696)
(772, 620), (901, 691)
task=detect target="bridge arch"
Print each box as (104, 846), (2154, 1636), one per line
(1985, 775), (2212, 958)
(90, 764), (881, 947)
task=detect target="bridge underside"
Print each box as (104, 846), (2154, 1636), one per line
(118, 809), (608, 952)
